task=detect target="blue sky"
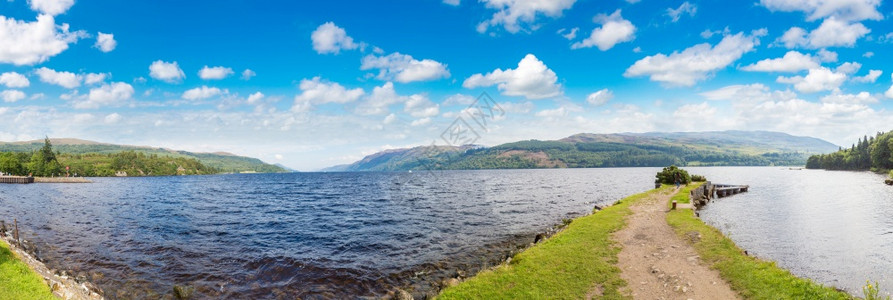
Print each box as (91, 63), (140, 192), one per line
(1, 0), (892, 170)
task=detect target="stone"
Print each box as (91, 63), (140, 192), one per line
(173, 285), (194, 300)
(534, 233), (546, 244)
(394, 288), (413, 300)
(885, 178), (892, 185)
(442, 278), (460, 288)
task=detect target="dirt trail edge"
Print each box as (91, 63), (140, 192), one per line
(613, 188), (739, 300)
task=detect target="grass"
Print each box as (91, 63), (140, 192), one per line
(665, 187), (852, 300)
(436, 185), (674, 299)
(0, 239), (56, 300)
(668, 182), (700, 207)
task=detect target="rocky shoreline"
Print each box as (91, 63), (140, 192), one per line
(1, 221), (103, 300)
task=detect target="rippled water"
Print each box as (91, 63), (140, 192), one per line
(0, 168), (658, 299)
(692, 167), (893, 297)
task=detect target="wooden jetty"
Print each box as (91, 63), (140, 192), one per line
(0, 176), (35, 184)
(714, 184), (749, 198)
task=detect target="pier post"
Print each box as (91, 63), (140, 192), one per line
(672, 200), (677, 210)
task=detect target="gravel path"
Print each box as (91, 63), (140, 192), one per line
(613, 188), (739, 300)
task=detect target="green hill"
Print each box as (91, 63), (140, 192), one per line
(0, 138), (288, 175)
(328, 131), (839, 171)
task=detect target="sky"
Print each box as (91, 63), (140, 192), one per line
(1, 0), (892, 171)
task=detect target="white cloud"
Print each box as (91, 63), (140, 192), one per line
(778, 18), (869, 49)
(0, 15), (83, 65)
(776, 67), (846, 93)
(759, 0), (882, 21)
(198, 66), (234, 80)
(404, 94), (440, 118)
(571, 10), (636, 51)
(28, 0), (75, 16)
(246, 92), (264, 105)
(535, 106), (568, 118)
(463, 54), (562, 99)
(624, 30), (766, 86)
(94, 32), (116, 52)
(443, 0), (460, 6)
(852, 70), (881, 83)
(182, 86), (223, 100)
(35, 67), (80, 88)
(311, 22), (360, 54)
(666, 2), (697, 22)
(443, 94), (476, 106)
(863, 51), (874, 58)
(293, 77), (364, 112)
(887, 74), (893, 99)
(741, 51), (819, 72)
(821, 91), (878, 104)
(360, 52), (450, 83)
(557, 27), (578, 40)
(816, 49), (838, 62)
(673, 102), (716, 118)
(84, 73), (107, 85)
(104, 113), (122, 124)
(149, 60), (185, 83)
(241, 69), (256, 80)
(0, 72), (30, 88)
(383, 113), (397, 124)
(1, 89), (25, 102)
(477, 0), (576, 34)
(586, 88), (612, 106)
(835, 62), (861, 74)
(76, 82), (134, 109)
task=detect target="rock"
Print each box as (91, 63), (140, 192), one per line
(455, 269), (467, 278)
(593, 205), (602, 211)
(75, 272), (87, 283)
(533, 233), (546, 244)
(173, 285), (194, 300)
(393, 288), (413, 300)
(442, 278), (460, 288)
(885, 179), (893, 185)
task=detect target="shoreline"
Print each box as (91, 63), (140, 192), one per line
(437, 184), (854, 299)
(0, 225), (103, 299)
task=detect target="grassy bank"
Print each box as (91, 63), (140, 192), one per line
(0, 239), (56, 300)
(436, 185), (673, 299)
(666, 184), (851, 299)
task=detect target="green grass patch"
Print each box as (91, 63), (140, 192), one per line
(666, 189), (852, 300)
(0, 239), (56, 300)
(668, 183), (701, 207)
(437, 185), (674, 300)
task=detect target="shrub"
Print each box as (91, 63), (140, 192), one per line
(655, 165), (691, 185)
(691, 174), (707, 182)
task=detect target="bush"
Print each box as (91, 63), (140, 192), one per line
(889, 170), (893, 178)
(655, 165), (691, 185)
(691, 174), (707, 182)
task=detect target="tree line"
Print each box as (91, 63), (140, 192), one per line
(0, 138), (218, 177)
(805, 131), (893, 171)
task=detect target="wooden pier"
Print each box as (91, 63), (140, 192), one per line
(689, 181), (750, 209)
(0, 176), (34, 184)
(714, 184), (749, 198)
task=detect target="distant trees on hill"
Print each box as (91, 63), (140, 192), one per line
(806, 131), (893, 171)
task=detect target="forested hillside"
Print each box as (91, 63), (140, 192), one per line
(805, 131), (893, 171)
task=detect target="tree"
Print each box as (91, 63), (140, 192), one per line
(27, 137), (62, 176)
(655, 165), (691, 185)
(0, 152), (23, 175)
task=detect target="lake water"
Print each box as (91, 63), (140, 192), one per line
(691, 167), (893, 297)
(0, 169), (658, 299)
(1, 167), (890, 298)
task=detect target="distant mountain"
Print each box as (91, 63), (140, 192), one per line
(0, 138), (288, 174)
(328, 131), (839, 171)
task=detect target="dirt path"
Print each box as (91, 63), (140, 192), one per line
(613, 189), (739, 300)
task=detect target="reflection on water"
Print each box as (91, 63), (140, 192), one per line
(692, 167), (893, 297)
(0, 168), (657, 298)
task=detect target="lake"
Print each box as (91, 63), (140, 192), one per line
(0, 169), (657, 298)
(0, 167), (890, 298)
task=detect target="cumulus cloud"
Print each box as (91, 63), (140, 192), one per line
(0, 72), (30, 88)
(586, 89), (613, 106)
(0, 15), (83, 65)
(776, 67), (847, 93)
(666, 2), (697, 22)
(535, 106), (568, 118)
(182, 86), (224, 100)
(404, 94), (440, 118)
(84, 73), (107, 85)
(311, 22), (360, 54)
(246, 92), (264, 105)
(94, 32), (116, 52)
(1, 90), (26, 103)
(477, 0), (576, 34)
(463, 54), (562, 99)
(673, 102), (716, 118)
(887, 74), (893, 99)
(443, 0), (460, 6)
(241, 69), (256, 80)
(852, 70), (881, 83)
(198, 66), (234, 80)
(741, 51), (819, 72)
(759, 0), (882, 21)
(104, 113), (122, 124)
(360, 52), (450, 83)
(778, 18), (869, 49)
(557, 27), (578, 40)
(149, 60), (185, 83)
(624, 30), (766, 86)
(35, 67), (81, 88)
(821, 91), (878, 104)
(75, 82), (134, 109)
(835, 62), (861, 74)
(28, 0), (75, 16)
(292, 77), (365, 112)
(571, 10), (636, 51)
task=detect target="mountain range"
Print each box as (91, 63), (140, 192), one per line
(323, 131), (839, 172)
